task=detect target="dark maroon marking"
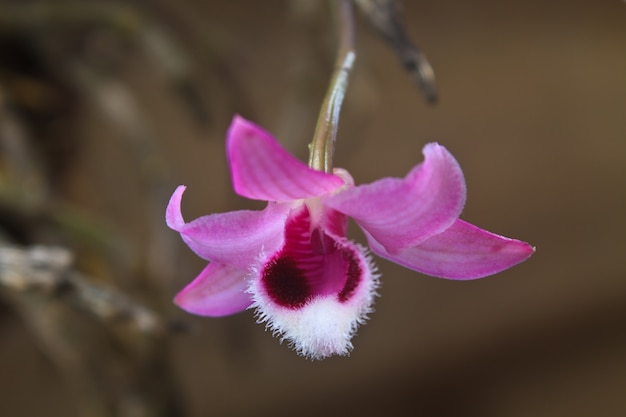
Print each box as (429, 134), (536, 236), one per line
(337, 249), (362, 303)
(262, 256), (310, 309)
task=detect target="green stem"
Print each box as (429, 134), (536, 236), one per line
(309, 0), (356, 173)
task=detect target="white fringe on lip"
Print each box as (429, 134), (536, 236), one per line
(248, 243), (379, 360)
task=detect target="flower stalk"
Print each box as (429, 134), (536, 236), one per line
(309, 0), (356, 173)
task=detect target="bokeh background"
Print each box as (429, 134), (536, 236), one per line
(1, 0), (625, 416)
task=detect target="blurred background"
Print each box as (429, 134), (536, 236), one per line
(0, 0), (624, 416)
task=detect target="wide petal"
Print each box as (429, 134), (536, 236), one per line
(166, 185), (291, 268)
(248, 205), (379, 359)
(174, 263), (252, 316)
(367, 219), (534, 280)
(227, 115), (344, 201)
(324, 143), (466, 254)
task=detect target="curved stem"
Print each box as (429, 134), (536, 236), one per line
(309, 0), (356, 173)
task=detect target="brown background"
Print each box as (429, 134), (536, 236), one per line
(0, 0), (625, 416)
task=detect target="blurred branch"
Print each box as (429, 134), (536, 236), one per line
(354, 0), (437, 102)
(0, 3), (208, 415)
(0, 244), (164, 335)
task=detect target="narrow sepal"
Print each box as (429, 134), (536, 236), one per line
(324, 143), (466, 253)
(174, 262), (252, 316)
(166, 185), (290, 268)
(367, 219), (535, 280)
(227, 115), (344, 201)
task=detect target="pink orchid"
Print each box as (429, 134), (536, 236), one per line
(166, 115), (534, 359)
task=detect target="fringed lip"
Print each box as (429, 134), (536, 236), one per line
(249, 204), (379, 359)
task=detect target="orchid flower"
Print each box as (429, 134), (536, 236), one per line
(166, 115), (534, 359)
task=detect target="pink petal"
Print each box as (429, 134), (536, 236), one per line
(247, 205), (379, 359)
(227, 115), (344, 201)
(367, 219), (535, 280)
(174, 262), (252, 316)
(324, 143), (466, 254)
(166, 185), (291, 268)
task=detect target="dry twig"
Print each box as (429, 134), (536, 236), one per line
(0, 244), (164, 335)
(354, 0), (438, 102)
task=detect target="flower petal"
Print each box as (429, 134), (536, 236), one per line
(227, 115), (344, 201)
(174, 263), (251, 316)
(166, 185), (291, 268)
(324, 143), (466, 253)
(248, 205), (379, 359)
(367, 219), (535, 280)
